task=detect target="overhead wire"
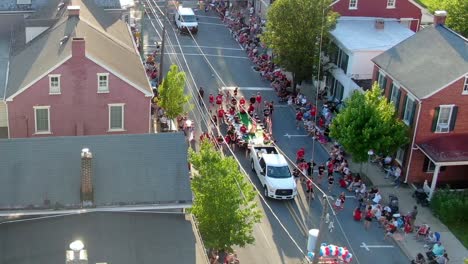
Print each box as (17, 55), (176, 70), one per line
(148, 1), (313, 261)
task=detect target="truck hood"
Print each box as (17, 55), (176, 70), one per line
(267, 177), (296, 190)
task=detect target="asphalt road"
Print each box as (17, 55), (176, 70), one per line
(141, 2), (411, 263)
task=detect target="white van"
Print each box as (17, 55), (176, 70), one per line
(174, 6), (198, 34)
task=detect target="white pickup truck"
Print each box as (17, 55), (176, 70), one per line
(249, 146), (297, 199)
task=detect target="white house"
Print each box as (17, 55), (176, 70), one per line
(325, 17), (415, 101)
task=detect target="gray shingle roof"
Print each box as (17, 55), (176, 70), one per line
(5, 0), (151, 100)
(372, 25), (468, 99)
(0, 133), (192, 209)
(0, 212), (201, 264)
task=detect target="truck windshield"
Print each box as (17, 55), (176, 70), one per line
(182, 15), (197, 22)
(267, 166), (291, 178)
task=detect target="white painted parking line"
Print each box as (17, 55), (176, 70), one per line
(195, 15), (220, 18)
(360, 242), (394, 251)
(221, 86), (274, 91)
(164, 52), (249, 59)
(284, 133), (308, 138)
(198, 21), (225, 26)
(164, 45), (244, 51)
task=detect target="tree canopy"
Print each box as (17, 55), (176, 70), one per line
(261, 0), (338, 91)
(426, 0), (468, 37)
(189, 141), (261, 251)
(329, 83), (410, 163)
(158, 64), (191, 123)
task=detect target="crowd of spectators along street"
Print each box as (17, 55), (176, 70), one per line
(194, 3), (450, 264)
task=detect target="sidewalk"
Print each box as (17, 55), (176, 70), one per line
(298, 82), (468, 263)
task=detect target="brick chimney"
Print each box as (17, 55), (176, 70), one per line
(67, 5), (80, 17)
(71, 37), (85, 57)
(80, 148), (94, 206)
(433, 10), (447, 26)
(375, 19), (385, 30)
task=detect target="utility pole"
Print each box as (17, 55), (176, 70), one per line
(158, 0), (168, 85)
(312, 195), (329, 264)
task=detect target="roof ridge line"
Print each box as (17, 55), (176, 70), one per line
(78, 16), (137, 54)
(439, 25), (468, 42)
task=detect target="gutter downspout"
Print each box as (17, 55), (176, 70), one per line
(404, 100), (422, 183)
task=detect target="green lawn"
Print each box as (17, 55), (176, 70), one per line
(449, 223), (468, 249)
(414, 0), (429, 8)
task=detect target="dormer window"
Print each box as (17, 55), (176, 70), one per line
(49, 74), (61, 94)
(349, 0), (358, 9)
(97, 73), (109, 93)
(387, 0), (396, 8)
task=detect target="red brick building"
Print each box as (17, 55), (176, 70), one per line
(371, 12), (468, 199)
(331, 0), (422, 31)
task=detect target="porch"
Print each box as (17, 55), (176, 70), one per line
(416, 133), (468, 200)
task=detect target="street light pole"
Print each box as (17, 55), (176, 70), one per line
(312, 194), (328, 264)
(158, 0), (168, 85)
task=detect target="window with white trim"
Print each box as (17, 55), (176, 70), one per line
(349, 0), (358, 9)
(463, 75), (468, 94)
(109, 104), (124, 131)
(395, 147), (405, 164)
(387, 0), (396, 8)
(97, 73), (109, 93)
(34, 106), (50, 133)
(435, 105), (453, 133)
(403, 96), (415, 125)
(49, 74), (61, 94)
(377, 71), (386, 90)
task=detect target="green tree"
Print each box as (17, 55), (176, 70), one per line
(261, 0), (338, 92)
(426, 0), (468, 37)
(189, 141), (261, 251)
(158, 64), (191, 129)
(330, 83), (409, 163)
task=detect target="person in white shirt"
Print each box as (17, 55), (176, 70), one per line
(373, 192), (382, 204)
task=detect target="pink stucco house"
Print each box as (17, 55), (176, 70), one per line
(3, 0), (152, 138)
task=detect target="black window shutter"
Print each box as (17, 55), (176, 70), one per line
(431, 107), (440, 132)
(400, 94), (407, 119)
(449, 106), (458, 131)
(409, 100), (417, 126)
(395, 90), (401, 113)
(382, 77), (387, 94)
(423, 157), (429, 172)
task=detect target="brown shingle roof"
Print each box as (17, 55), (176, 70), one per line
(417, 134), (468, 163)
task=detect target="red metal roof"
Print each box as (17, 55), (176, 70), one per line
(417, 134), (468, 163)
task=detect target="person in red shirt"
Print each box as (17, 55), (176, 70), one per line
(228, 106), (235, 115)
(208, 94), (214, 108)
(296, 110), (303, 128)
(318, 116), (324, 127)
(217, 107), (225, 124)
(248, 104), (255, 116)
(296, 147), (305, 163)
(240, 124), (247, 134)
(216, 93), (223, 106)
(310, 105), (317, 118)
(239, 96), (246, 108)
(353, 207), (362, 221)
(256, 92), (262, 110)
